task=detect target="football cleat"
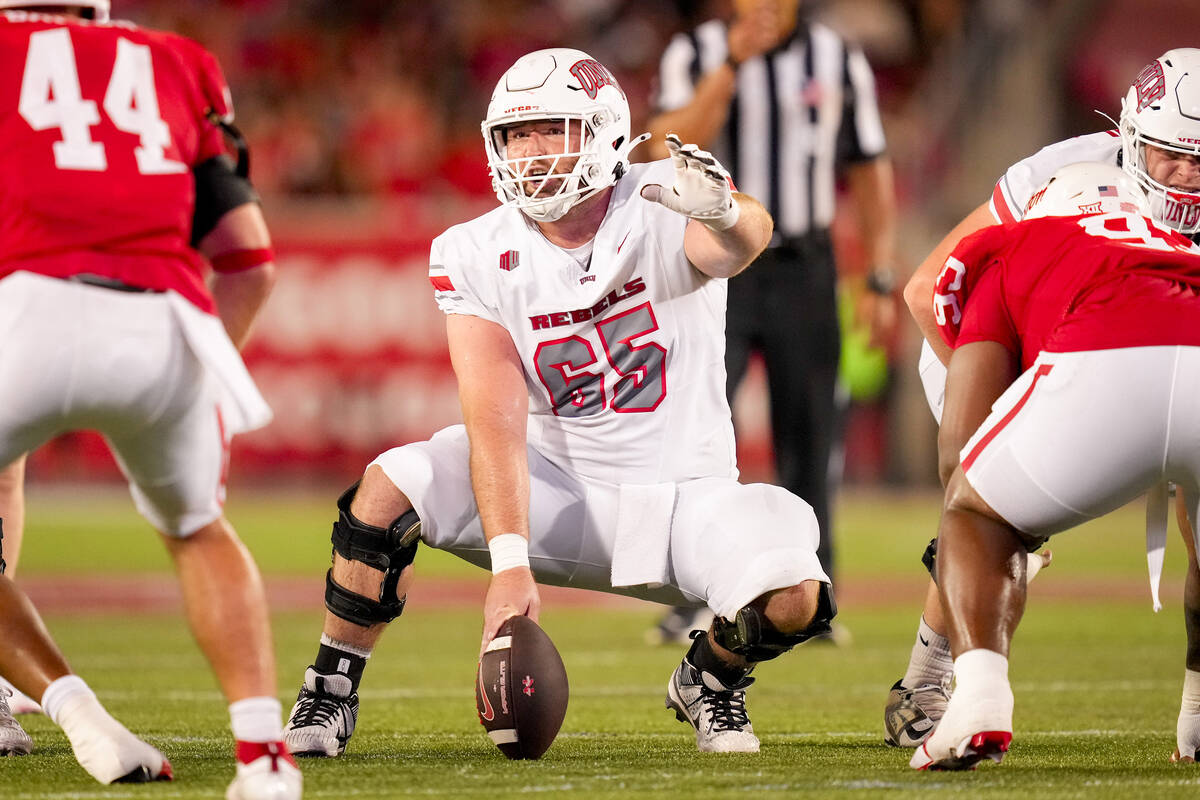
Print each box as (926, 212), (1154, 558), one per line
(910, 730), (1012, 771)
(0, 687), (33, 756)
(909, 677), (1013, 771)
(883, 676), (951, 748)
(0, 676), (42, 714)
(646, 606), (715, 646)
(665, 657), (759, 753)
(226, 740), (302, 800)
(284, 667), (358, 757)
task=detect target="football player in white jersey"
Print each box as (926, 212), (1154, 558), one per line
(884, 48), (1200, 752)
(283, 48), (837, 757)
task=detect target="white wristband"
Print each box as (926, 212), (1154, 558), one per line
(488, 534), (530, 575)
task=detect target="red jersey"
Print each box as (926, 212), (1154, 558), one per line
(933, 213), (1200, 369)
(0, 11), (233, 312)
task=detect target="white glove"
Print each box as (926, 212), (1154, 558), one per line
(640, 133), (740, 231)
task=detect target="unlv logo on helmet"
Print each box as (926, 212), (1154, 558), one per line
(1134, 61), (1167, 112)
(569, 59), (620, 100)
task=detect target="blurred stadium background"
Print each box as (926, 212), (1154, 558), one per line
(24, 0), (1197, 493)
(9, 3), (1200, 794)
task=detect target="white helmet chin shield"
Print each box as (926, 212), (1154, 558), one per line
(0, 0), (109, 20)
(1024, 162), (1150, 220)
(482, 48), (648, 222)
(1119, 48), (1200, 234)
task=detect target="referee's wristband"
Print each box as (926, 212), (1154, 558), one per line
(866, 268), (896, 296)
(488, 534), (530, 575)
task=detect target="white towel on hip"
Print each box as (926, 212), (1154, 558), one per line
(166, 292), (272, 435)
(610, 482), (677, 589)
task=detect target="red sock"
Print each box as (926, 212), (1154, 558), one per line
(236, 739), (298, 769)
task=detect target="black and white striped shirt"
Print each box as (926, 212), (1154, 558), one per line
(655, 19), (887, 238)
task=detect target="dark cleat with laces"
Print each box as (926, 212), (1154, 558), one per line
(283, 667), (358, 757)
(665, 653), (759, 753)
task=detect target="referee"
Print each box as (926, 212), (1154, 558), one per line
(645, 0), (898, 644)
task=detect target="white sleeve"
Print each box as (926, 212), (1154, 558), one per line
(430, 234), (498, 323)
(988, 132), (1122, 224)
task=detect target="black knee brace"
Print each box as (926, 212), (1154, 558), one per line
(923, 534), (1047, 585)
(712, 582), (838, 662)
(921, 537), (939, 582)
(324, 481), (420, 627)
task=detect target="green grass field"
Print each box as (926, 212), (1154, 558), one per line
(5, 484), (1200, 798)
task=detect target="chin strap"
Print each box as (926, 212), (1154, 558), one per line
(620, 132), (652, 164)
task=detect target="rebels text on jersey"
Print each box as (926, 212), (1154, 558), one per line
(934, 214), (1200, 368)
(430, 160), (737, 486)
(0, 12), (233, 312)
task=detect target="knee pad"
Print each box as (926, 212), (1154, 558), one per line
(324, 481), (421, 627)
(712, 582), (838, 662)
(924, 534), (1046, 586)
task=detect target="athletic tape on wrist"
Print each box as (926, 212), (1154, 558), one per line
(1182, 669), (1200, 711)
(489, 533), (530, 575)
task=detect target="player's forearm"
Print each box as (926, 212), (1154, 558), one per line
(448, 315), (532, 542)
(645, 68), (737, 160)
(905, 202), (995, 364)
(466, 416), (531, 542)
(210, 264), (275, 350)
(937, 341), (1017, 487)
(685, 193), (773, 278)
(201, 203), (276, 349)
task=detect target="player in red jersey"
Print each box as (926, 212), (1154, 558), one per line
(886, 49), (1200, 750)
(0, 4), (299, 797)
(909, 162), (1200, 769)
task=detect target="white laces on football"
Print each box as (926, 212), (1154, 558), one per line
(641, 134), (740, 231)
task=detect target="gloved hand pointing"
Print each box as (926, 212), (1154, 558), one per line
(641, 133), (740, 231)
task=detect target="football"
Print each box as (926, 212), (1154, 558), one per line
(475, 615), (569, 759)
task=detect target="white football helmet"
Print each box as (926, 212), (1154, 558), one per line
(482, 48), (647, 222)
(0, 0), (109, 20)
(1024, 162), (1150, 220)
(1119, 48), (1200, 234)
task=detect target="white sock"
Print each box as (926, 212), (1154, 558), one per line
(229, 697), (284, 743)
(953, 649), (1009, 695)
(41, 675), (96, 728)
(902, 616), (954, 687)
(320, 633), (372, 660)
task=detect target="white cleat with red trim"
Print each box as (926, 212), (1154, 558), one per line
(226, 741), (302, 800)
(909, 674), (1014, 771)
(910, 729), (1012, 771)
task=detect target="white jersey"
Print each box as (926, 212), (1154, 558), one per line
(988, 130), (1122, 223)
(429, 160), (736, 485)
(921, 129), (1125, 422)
